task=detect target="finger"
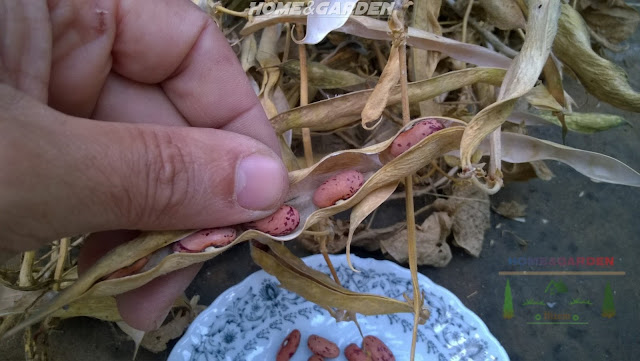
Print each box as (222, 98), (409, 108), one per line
(116, 263), (201, 331)
(78, 231), (201, 331)
(1, 88), (288, 251)
(48, 0), (279, 153)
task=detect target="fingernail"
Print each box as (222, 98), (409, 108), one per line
(235, 154), (287, 210)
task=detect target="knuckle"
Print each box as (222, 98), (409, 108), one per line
(127, 129), (193, 226)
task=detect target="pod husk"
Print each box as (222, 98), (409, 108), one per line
(5, 119), (465, 337)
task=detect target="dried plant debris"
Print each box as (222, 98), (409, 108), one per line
(433, 182), (490, 257)
(492, 200), (527, 221)
(380, 212), (453, 267)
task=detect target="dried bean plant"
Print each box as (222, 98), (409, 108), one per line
(2, 0), (640, 359)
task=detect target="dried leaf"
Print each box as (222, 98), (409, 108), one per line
(460, 0), (561, 176)
(580, 0), (640, 44)
(479, 0), (526, 30)
(242, 15), (511, 68)
(250, 240), (425, 320)
(272, 67), (506, 134)
(256, 25), (283, 118)
(526, 84), (563, 112)
(434, 182), (490, 257)
(281, 60), (367, 89)
(296, 0), (360, 44)
(493, 201), (527, 219)
(361, 43), (401, 129)
(553, 4), (640, 112)
(380, 212), (453, 267)
(240, 33), (258, 72)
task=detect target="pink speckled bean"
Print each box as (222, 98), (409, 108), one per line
(276, 329), (301, 361)
(389, 118), (444, 158)
(247, 205), (300, 236)
(363, 335), (395, 361)
(312, 170), (365, 208)
(172, 228), (237, 253)
(103, 256), (149, 280)
(308, 355), (324, 361)
(344, 343), (368, 361)
(307, 334), (339, 358)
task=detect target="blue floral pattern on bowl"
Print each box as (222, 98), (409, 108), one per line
(169, 254), (509, 361)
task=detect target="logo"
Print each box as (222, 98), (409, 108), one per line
(247, 1), (393, 17)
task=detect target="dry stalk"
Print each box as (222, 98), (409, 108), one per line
(393, 2), (422, 359)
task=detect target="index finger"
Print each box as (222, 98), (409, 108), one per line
(112, 0), (280, 152)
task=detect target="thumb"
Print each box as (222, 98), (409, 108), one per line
(0, 86), (289, 251)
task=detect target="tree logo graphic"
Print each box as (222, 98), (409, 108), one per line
(601, 282), (616, 318)
(503, 279), (514, 319)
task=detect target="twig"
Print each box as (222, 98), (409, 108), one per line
(213, 4), (248, 18)
(18, 251), (35, 287)
(461, 0), (474, 44)
(53, 238), (70, 291)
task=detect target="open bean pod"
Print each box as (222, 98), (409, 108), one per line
(7, 118), (465, 336)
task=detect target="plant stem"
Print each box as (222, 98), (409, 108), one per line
(395, 4), (421, 359)
(296, 25), (314, 167)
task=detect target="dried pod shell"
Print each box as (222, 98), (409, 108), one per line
(307, 334), (340, 358)
(246, 205), (300, 236)
(363, 335), (395, 361)
(312, 170), (365, 208)
(276, 329), (301, 361)
(172, 228), (236, 253)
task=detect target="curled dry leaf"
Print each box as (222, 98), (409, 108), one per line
(459, 0), (561, 183)
(553, 4), (640, 112)
(380, 211), (453, 267)
(361, 43), (401, 129)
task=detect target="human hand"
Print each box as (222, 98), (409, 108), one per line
(0, 0), (288, 330)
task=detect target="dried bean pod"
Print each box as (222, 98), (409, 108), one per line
(389, 118), (444, 158)
(276, 329), (301, 361)
(363, 335), (395, 361)
(307, 334), (340, 358)
(103, 256), (150, 280)
(308, 355), (324, 361)
(246, 205), (300, 236)
(312, 170), (365, 208)
(344, 343), (368, 361)
(172, 228), (236, 253)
